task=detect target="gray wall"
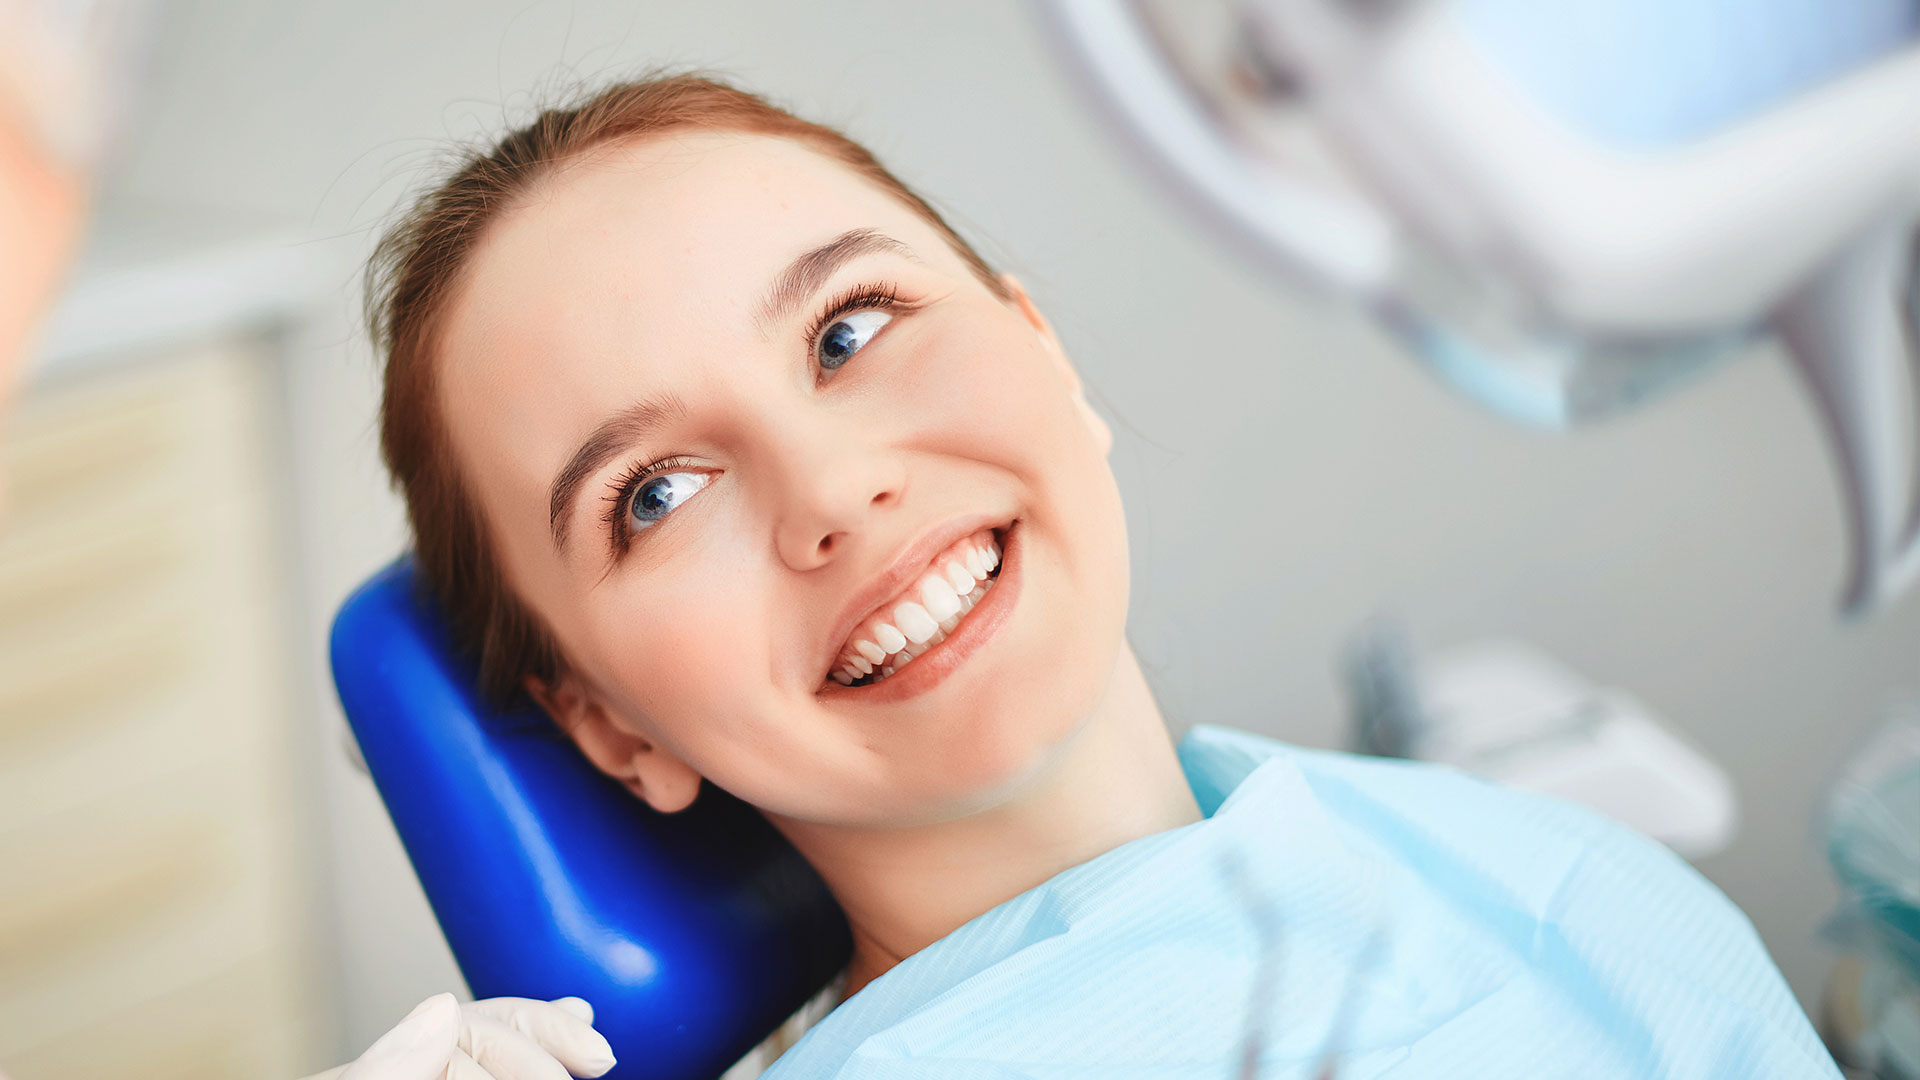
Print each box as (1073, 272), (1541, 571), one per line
(111, 0), (1918, 1053)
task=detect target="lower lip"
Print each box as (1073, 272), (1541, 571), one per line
(817, 521), (1024, 705)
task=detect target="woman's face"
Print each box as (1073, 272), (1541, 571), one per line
(437, 132), (1128, 829)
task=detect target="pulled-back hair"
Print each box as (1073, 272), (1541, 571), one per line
(368, 73), (1009, 703)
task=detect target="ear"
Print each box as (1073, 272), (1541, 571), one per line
(524, 672), (703, 813)
(999, 273), (1113, 456)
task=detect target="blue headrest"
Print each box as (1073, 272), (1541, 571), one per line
(329, 559), (850, 1080)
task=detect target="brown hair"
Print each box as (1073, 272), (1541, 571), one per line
(369, 73), (1010, 704)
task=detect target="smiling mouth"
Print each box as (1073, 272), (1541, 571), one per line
(824, 526), (1006, 689)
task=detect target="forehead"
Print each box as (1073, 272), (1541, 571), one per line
(443, 132), (948, 361)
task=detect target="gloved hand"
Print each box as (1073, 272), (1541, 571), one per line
(302, 993), (617, 1080)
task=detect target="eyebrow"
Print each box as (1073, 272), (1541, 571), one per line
(549, 229), (917, 551)
(754, 228), (918, 332)
(549, 394), (690, 550)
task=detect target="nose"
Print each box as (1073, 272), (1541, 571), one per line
(771, 428), (906, 572)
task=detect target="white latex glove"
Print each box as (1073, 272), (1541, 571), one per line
(302, 993), (617, 1080)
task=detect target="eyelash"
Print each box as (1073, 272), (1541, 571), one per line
(603, 454), (696, 553)
(602, 280), (908, 556)
(804, 280), (902, 372)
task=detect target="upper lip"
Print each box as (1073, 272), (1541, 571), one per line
(815, 511), (1009, 686)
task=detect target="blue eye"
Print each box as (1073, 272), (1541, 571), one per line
(627, 471), (710, 532)
(816, 310), (893, 371)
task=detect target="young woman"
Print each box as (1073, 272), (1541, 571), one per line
(332, 75), (1839, 1079)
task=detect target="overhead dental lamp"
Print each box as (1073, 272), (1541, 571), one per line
(1040, 0), (1920, 617)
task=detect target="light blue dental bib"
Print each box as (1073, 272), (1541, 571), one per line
(765, 726), (1836, 1079)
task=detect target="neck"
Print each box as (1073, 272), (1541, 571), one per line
(772, 644), (1201, 998)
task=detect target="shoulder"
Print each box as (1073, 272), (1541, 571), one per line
(1183, 722), (1605, 839)
(1187, 722), (1661, 857)
(1184, 727), (1828, 1068)
(1186, 724), (1731, 923)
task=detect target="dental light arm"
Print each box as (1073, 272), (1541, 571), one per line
(1040, 0), (1920, 615)
(1776, 212), (1920, 613)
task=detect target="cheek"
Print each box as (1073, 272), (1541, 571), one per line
(886, 315), (1132, 641)
(580, 561), (772, 752)
(897, 314), (1101, 479)
(928, 315), (1126, 565)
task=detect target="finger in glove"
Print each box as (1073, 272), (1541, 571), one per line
(466, 997), (615, 1077)
(442, 1048), (495, 1080)
(458, 1013), (579, 1080)
(337, 993), (461, 1080)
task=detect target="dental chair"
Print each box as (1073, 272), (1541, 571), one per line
(329, 558), (851, 1080)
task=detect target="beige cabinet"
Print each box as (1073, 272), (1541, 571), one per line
(0, 342), (323, 1079)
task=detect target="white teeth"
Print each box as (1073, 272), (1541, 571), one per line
(945, 560), (975, 594)
(894, 601), (938, 644)
(830, 532), (1008, 688)
(964, 548), (987, 579)
(920, 576), (962, 622)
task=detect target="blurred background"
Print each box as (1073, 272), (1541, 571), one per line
(4, 0), (1918, 1075)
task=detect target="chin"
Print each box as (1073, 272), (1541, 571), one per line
(918, 630), (1124, 819)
